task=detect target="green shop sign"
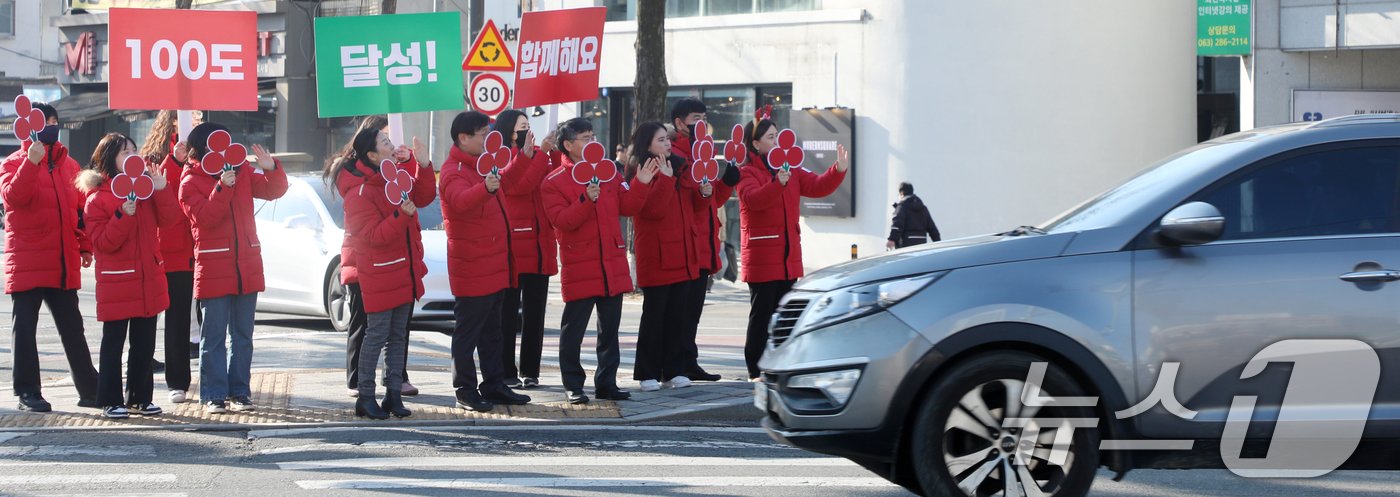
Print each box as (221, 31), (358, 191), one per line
(1198, 0), (1251, 56)
(314, 12), (465, 118)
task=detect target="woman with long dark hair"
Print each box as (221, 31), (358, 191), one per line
(627, 122), (697, 392)
(736, 108), (849, 381)
(341, 126), (434, 419)
(493, 109), (557, 389)
(323, 115), (426, 398)
(79, 132), (184, 418)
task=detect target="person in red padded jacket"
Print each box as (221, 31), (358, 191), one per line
(341, 126), (434, 420)
(492, 109), (558, 390)
(628, 121), (699, 392)
(1, 102), (99, 413)
(178, 122), (288, 414)
(138, 110), (199, 405)
(79, 133), (184, 419)
(736, 111), (850, 381)
(542, 118), (660, 405)
(439, 111), (541, 412)
(322, 115), (423, 399)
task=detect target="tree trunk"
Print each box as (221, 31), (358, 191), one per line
(174, 0), (192, 8)
(634, 1), (667, 125)
(382, 0), (398, 14)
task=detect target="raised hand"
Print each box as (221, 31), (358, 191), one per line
(173, 141), (190, 163)
(252, 144), (276, 171)
(636, 158), (661, 184)
(521, 130), (537, 158)
(835, 143), (850, 173)
(393, 144), (412, 163)
(147, 162), (168, 191)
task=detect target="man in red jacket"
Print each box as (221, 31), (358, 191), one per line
(542, 118), (659, 405)
(439, 111), (542, 412)
(1, 102), (100, 412)
(668, 98), (737, 382)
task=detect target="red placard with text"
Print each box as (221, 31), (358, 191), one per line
(512, 7), (605, 108)
(108, 8), (258, 111)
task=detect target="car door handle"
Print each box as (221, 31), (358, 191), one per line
(1340, 270), (1400, 283)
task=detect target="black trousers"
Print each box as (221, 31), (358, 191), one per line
(501, 273), (549, 379)
(346, 283), (409, 389)
(10, 287), (98, 398)
(452, 291), (506, 395)
(634, 281), (690, 381)
(97, 316), (159, 407)
(559, 295), (622, 392)
(745, 279), (795, 379)
(163, 271), (194, 391)
(682, 270), (710, 374)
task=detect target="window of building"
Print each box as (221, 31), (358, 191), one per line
(0, 1), (15, 37)
(604, 0), (819, 20)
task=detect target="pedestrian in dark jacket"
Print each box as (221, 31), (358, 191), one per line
(886, 182), (940, 249)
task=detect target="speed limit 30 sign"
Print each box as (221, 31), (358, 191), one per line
(470, 73), (511, 115)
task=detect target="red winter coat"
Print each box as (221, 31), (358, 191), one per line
(541, 157), (652, 302)
(178, 159), (289, 299)
(0, 141), (92, 294)
(439, 145), (549, 298)
(79, 170), (184, 321)
(633, 156), (702, 288)
(672, 136), (737, 274)
(736, 152), (846, 283)
(337, 155), (436, 285)
(502, 147), (559, 277)
(343, 159), (432, 313)
(156, 154), (196, 273)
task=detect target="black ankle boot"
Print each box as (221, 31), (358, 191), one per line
(355, 395), (389, 420)
(381, 390), (412, 418)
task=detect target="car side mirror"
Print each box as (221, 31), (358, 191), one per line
(1157, 202), (1225, 246)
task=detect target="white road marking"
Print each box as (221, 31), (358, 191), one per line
(296, 476), (898, 490)
(259, 438), (789, 456)
(278, 456), (857, 470)
(0, 474), (177, 485)
(0, 432), (33, 444)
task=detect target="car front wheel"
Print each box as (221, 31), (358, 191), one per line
(326, 264), (353, 333)
(911, 351), (1100, 497)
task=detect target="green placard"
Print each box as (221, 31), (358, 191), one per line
(1198, 0), (1251, 56)
(314, 12), (465, 118)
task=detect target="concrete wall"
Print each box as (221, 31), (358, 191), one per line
(598, 0), (1196, 270)
(1253, 0), (1400, 127)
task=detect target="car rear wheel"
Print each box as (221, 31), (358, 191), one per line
(911, 351), (1099, 497)
(326, 264), (352, 333)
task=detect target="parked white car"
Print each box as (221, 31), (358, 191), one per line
(252, 173), (455, 331)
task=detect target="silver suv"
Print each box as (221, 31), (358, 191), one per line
(757, 115), (1400, 497)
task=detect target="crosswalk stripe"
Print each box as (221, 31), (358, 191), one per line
(278, 456), (857, 470)
(0, 474), (177, 485)
(0, 445), (157, 457)
(295, 476), (899, 489)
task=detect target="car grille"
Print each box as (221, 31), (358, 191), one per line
(769, 297), (811, 348)
(422, 301), (454, 311)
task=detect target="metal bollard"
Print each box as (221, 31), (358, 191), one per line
(851, 243), (858, 260)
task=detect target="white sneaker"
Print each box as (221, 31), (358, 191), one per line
(639, 379), (661, 392)
(168, 390), (188, 404)
(664, 376), (693, 389)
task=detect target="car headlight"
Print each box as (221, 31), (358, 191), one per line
(794, 272), (945, 333)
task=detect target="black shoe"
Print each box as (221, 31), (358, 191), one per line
(228, 396), (255, 412)
(355, 396), (389, 420)
(481, 387), (531, 405)
(565, 390), (590, 405)
(204, 400), (227, 414)
(188, 347), (200, 360)
(455, 389), (495, 412)
(381, 390), (412, 418)
(128, 403), (163, 416)
(688, 371), (722, 382)
(151, 359), (166, 374)
(17, 393), (51, 413)
(521, 377), (539, 389)
(77, 397), (99, 409)
(595, 389), (632, 401)
(503, 377), (523, 388)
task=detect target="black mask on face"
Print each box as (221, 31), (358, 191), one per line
(36, 125), (60, 145)
(515, 130), (529, 149)
(686, 123), (697, 140)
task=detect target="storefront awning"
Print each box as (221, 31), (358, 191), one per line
(50, 92), (116, 129)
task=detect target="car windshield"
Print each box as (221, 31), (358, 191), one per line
(305, 176), (444, 231)
(1040, 141), (1251, 234)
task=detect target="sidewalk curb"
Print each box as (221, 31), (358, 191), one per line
(0, 397), (760, 435)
